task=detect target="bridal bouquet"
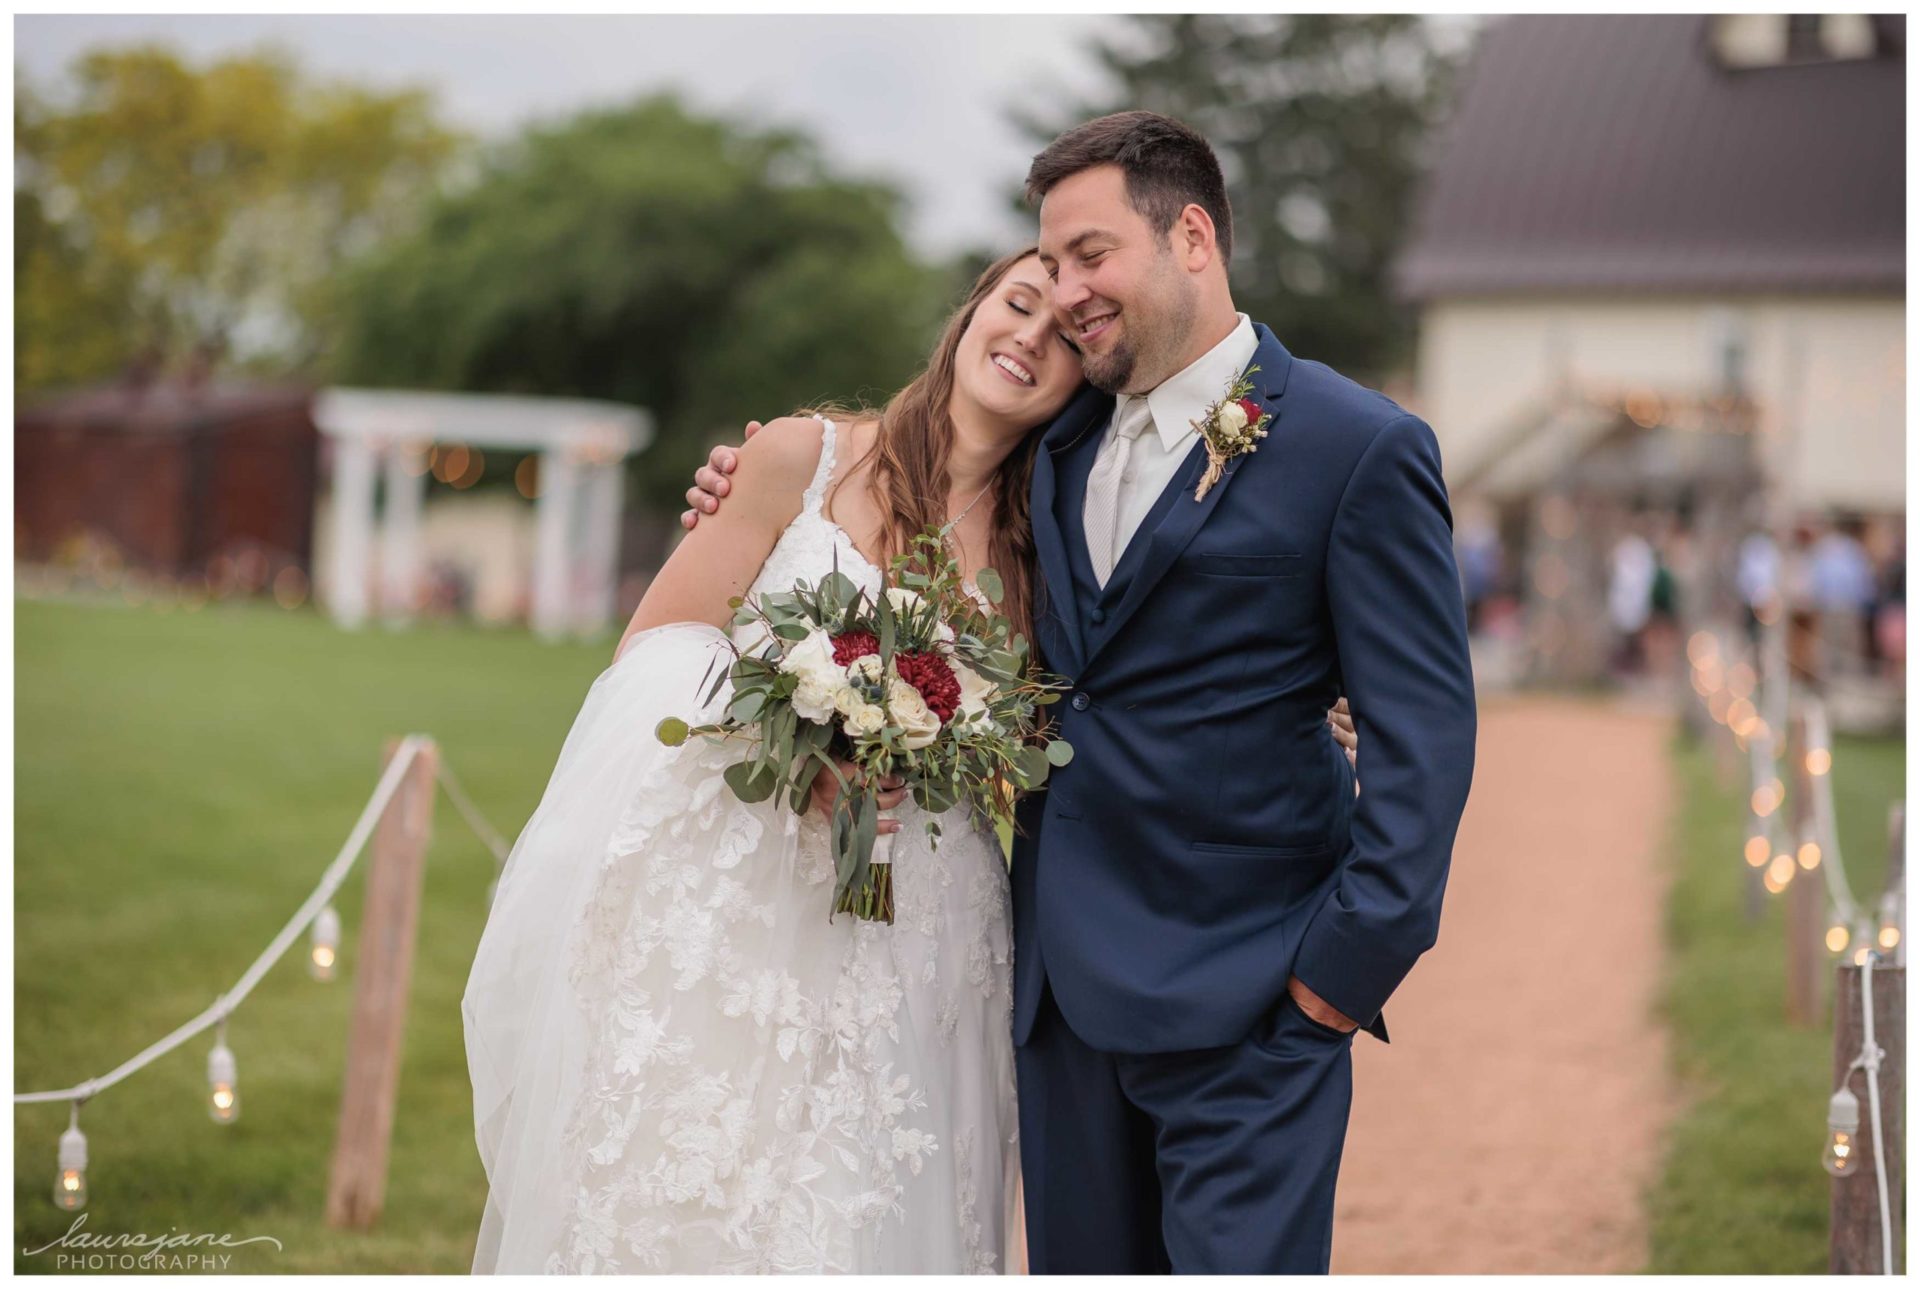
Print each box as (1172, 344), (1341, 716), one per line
(657, 529), (1072, 923)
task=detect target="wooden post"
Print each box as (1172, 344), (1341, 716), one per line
(1785, 710), (1824, 1025)
(325, 736), (437, 1229)
(1830, 962), (1906, 1273)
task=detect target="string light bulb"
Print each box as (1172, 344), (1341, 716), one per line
(1764, 854), (1796, 893)
(54, 1101), (88, 1211)
(207, 1017), (240, 1125)
(1827, 924), (1852, 954)
(1875, 890), (1903, 957)
(1798, 840), (1823, 871)
(309, 906), (341, 982)
(1744, 834), (1772, 867)
(1823, 1085), (1862, 1177)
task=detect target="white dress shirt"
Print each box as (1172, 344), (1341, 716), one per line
(1081, 313), (1258, 574)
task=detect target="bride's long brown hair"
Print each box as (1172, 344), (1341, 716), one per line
(808, 246), (1056, 647)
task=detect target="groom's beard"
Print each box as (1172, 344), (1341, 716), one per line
(1082, 277), (1199, 397)
(1082, 338), (1138, 394)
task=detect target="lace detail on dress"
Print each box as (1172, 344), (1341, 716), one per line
(954, 1129), (999, 1274)
(527, 413), (1017, 1274)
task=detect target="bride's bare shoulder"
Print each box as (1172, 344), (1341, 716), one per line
(737, 415), (829, 488)
(837, 414), (883, 452)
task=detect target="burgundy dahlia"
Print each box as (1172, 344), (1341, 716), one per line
(893, 650), (961, 724)
(831, 630), (880, 667)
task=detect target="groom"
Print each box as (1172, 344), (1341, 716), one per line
(686, 111), (1476, 1274)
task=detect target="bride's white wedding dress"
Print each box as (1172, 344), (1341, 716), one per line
(463, 418), (1019, 1274)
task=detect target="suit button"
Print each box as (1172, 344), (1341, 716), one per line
(1071, 692), (1091, 711)
(1090, 608), (1107, 625)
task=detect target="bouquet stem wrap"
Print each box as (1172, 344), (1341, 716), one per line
(832, 821), (896, 923)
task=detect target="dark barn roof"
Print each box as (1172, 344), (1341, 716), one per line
(1396, 15), (1905, 299)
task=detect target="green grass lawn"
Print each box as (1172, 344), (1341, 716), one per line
(15, 595), (619, 1273)
(1647, 720), (1905, 1273)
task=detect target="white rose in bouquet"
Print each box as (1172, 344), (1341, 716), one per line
(834, 683), (868, 719)
(886, 678), (943, 750)
(1215, 400), (1249, 435)
(952, 659), (996, 724)
(842, 701), (888, 739)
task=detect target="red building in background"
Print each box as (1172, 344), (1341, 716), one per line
(15, 373), (320, 579)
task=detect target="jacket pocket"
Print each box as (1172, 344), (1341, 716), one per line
(1192, 552), (1303, 578)
(1190, 839), (1332, 860)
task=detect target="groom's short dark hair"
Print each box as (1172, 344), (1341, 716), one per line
(1025, 111), (1234, 264)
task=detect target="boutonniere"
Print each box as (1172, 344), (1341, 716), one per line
(1190, 366), (1271, 500)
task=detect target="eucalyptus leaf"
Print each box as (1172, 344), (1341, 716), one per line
(974, 567), (1004, 605)
(724, 758), (779, 803)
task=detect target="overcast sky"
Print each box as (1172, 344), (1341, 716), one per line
(16, 14), (1127, 257)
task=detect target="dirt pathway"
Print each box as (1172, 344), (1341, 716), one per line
(1332, 697), (1677, 1274)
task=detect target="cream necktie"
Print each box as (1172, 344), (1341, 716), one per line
(1084, 399), (1153, 587)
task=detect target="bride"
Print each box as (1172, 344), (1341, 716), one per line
(463, 247), (1084, 1274)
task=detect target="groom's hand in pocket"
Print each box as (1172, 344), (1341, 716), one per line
(1287, 974), (1359, 1033)
(809, 759), (907, 835)
(681, 420), (764, 529)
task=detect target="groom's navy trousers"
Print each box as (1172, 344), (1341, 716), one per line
(1012, 327), (1477, 1273)
(1017, 982), (1357, 1273)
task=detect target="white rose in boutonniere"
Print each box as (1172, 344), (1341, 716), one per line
(1190, 366), (1273, 501)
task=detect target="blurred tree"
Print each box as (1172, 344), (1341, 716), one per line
(14, 45), (459, 391)
(333, 96), (948, 512)
(1018, 14), (1468, 382)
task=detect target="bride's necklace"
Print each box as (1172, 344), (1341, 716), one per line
(949, 481), (992, 527)
(943, 480), (993, 574)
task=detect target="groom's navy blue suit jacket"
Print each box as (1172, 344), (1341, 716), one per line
(1011, 323), (1477, 1054)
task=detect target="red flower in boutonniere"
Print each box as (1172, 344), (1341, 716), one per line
(1189, 367), (1273, 500)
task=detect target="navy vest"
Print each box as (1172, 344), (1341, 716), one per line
(1052, 417), (1210, 661)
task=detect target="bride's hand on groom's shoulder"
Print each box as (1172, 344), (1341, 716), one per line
(681, 419), (764, 529)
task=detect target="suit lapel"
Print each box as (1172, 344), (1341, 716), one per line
(1080, 326), (1295, 669)
(1029, 385), (1113, 672)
